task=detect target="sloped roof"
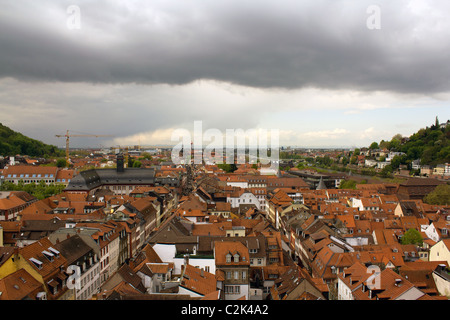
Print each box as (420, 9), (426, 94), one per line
(181, 264), (217, 296)
(214, 241), (250, 266)
(0, 268), (44, 300)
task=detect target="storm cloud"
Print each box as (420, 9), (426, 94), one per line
(1, 0), (450, 94)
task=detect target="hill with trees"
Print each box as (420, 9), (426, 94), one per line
(0, 123), (63, 158)
(375, 117), (450, 167)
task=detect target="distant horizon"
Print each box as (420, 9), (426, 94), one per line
(37, 117), (450, 151)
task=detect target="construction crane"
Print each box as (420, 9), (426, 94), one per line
(55, 130), (113, 163)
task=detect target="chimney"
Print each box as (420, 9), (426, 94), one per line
(13, 246), (19, 262)
(116, 154), (124, 173)
(438, 264), (447, 272)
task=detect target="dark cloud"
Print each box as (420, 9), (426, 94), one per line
(1, 0), (450, 94)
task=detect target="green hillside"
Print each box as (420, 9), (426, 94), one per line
(376, 118), (450, 167)
(0, 123), (63, 158)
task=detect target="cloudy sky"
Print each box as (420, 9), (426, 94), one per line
(1, 0), (449, 149)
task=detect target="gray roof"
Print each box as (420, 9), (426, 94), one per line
(65, 168), (156, 191)
(316, 177), (327, 190)
(54, 234), (94, 265)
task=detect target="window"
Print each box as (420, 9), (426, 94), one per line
(42, 250), (55, 262)
(234, 254), (239, 263)
(226, 272), (232, 279)
(234, 271), (239, 280)
(226, 253), (232, 263)
(30, 258), (43, 269)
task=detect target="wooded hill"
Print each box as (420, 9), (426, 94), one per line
(375, 118), (450, 167)
(0, 123), (63, 158)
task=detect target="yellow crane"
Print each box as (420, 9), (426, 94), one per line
(56, 130), (113, 163)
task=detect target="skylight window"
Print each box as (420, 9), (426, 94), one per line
(42, 250), (55, 261)
(30, 258), (43, 269)
(48, 247), (60, 257)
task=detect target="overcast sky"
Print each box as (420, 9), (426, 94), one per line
(1, 0), (449, 149)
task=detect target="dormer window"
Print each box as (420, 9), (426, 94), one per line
(442, 228), (448, 235)
(42, 250), (54, 262)
(226, 253), (232, 263)
(234, 253), (240, 263)
(30, 258), (43, 269)
(48, 247), (60, 258)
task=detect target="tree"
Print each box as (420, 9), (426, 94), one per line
(369, 142), (379, 150)
(389, 138), (401, 151)
(379, 140), (389, 150)
(217, 163), (237, 173)
(339, 180), (357, 189)
(140, 152), (152, 160)
(380, 165), (393, 178)
(56, 158), (67, 168)
(390, 155), (407, 170)
(423, 184), (450, 205)
(401, 228), (423, 246)
(132, 160), (142, 168)
(341, 156), (349, 166)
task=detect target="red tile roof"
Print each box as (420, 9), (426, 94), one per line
(214, 241), (250, 266)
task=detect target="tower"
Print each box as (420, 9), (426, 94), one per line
(116, 153), (125, 173)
